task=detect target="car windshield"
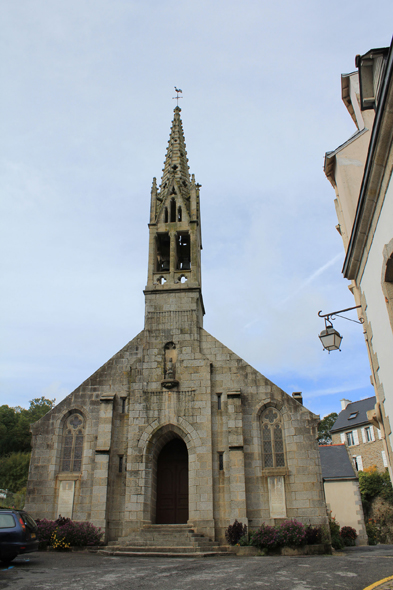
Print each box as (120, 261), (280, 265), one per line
(0, 514), (16, 528)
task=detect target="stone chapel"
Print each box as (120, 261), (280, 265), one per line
(25, 107), (328, 545)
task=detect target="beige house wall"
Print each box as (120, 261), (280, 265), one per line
(324, 479), (367, 545)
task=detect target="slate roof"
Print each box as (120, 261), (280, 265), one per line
(330, 396), (376, 433)
(319, 444), (356, 480)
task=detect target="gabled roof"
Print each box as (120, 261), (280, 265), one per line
(319, 444), (356, 480)
(330, 396), (376, 432)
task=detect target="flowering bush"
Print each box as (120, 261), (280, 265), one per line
(35, 518), (103, 549)
(304, 525), (322, 545)
(278, 520), (306, 546)
(251, 524), (281, 549)
(36, 518), (58, 547)
(51, 532), (71, 551)
(340, 526), (357, 546)
(225, 520), (248, 546)
(56, 521), (103, 547)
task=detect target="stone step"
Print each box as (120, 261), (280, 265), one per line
(95, 549), (227, 558)
(104, 545), (223, 554)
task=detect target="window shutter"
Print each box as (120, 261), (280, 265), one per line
(340, 433), (345, 444)
(353, 430), (359, 445)
(361, 428), (366, 443)
(378, 428), (382, 440)
(382, 451), (388, 467)
(357, 456), (363, 471)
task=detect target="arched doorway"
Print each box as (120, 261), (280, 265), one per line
(156, 438), (188, 524)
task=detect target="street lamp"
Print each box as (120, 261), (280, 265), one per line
(318, 306), (363, 352)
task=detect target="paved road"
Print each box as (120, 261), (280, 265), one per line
(1, 546), (393, 590)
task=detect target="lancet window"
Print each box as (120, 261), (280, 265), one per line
(260, 408), (285, 468)
(61, 413), (85, 472)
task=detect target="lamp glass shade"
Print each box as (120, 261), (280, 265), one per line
(319, 326), (343, 351)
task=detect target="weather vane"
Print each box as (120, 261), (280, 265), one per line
(173, 87), (183, 106)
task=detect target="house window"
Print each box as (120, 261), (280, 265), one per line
(348, 412), (358, 420)
(365, 426), (372, 442)
(346, 431), (355, 446)
(261, 408), (285, 468)
(61, 413), (85, 472)
(353, 455), (363, 471)
(119, 456), (123, 473)
(217, 394), (222, 410)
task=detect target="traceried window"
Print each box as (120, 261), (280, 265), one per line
(61, 413), (85, 472)
(261, 408), (285, 468)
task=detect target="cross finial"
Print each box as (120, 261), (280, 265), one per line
(173, 87), (183, 106)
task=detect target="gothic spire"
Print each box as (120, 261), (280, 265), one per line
(160, 106), (190, 198)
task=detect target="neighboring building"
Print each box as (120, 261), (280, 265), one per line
(330, 397), (386, 472)
(324, 39), (393, 479)
(25, 107), (328, 545)
(319, 444), (367, 545)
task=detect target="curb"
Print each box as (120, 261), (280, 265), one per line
(363, 575), (393, 590)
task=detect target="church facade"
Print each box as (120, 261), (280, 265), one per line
(25, 107), (328, 543)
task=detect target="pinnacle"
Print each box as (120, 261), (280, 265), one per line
(160, 107), (190, 197)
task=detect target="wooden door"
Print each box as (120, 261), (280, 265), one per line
(156, 438), (188, 524)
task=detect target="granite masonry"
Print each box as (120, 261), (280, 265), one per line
(25, 107), (328, 544)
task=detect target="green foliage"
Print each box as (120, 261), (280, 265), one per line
(0, 397), (55, 458)
(317, 413), (338, 445)
(0, 452), (31, 493)
(358, 467), (393, 517)
(328, 513), (344, 550)
(366, 519), (379, 545)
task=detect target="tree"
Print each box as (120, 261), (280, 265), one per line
(318, 412), (338, 445)
(0, 397), (55, 457)
(0, 452), (31, 493)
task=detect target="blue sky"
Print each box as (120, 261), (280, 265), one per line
(1, 1), (392, 418)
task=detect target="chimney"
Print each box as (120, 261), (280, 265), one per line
(341, 398), (352, 410)
(292, 392), (303, 405)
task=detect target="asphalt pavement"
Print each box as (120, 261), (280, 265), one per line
(1, 545), (393, 590)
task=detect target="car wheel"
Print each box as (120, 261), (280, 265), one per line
(0, 554), (18, 564)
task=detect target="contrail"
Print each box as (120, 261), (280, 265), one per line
(280, 252), (343, 305)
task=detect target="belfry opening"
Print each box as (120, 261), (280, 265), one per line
(156, 438), (189, 524)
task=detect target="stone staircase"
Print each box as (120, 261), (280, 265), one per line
(96, 524), (230, 558)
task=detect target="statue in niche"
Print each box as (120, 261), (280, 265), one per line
(166, 357), (174, 379)
(162, 342), (178, 389)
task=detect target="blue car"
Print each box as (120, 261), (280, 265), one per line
(0, 509), (39, 563)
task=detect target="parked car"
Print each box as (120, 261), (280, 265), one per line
(0, 509), (39, 563)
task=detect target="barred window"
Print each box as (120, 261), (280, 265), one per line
(261, 408), (285, 468)
(61, 413), (85, 472)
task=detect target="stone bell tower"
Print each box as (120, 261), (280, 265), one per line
(145, 106), (204, 332)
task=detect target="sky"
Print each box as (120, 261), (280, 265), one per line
(1, 0), (392, 419)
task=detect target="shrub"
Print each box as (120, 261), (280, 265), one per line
(278, 520), (306, 546)
(366, 519), (379, 545)
(56, 520), (103, 547)
(36, 518), (103, 548)
(252, 523), (281, 549)
(340, 526), (357, 546)
(55, 515), (72, 527)
(225, 520), (247, 546)
(36, 518), (58, 546)
(359, 467), (393, 517)
(328, 513), (344, 550)
(304, 525), (322, 545)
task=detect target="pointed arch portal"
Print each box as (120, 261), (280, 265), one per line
(156, 438), (189, 524)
